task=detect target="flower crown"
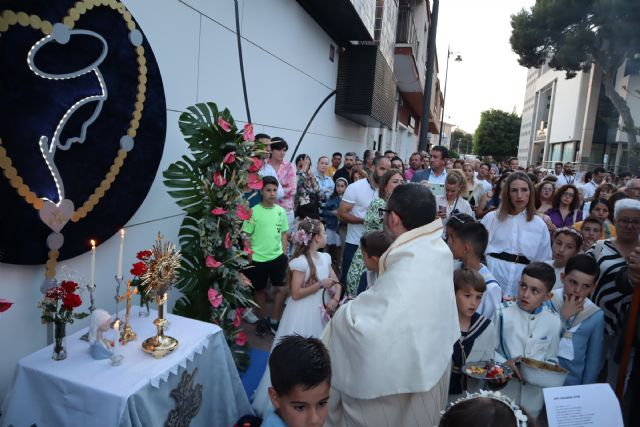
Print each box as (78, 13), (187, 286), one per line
(439, 390), (527, 427)
(555, 226), (584, 243)
(291, 219), (317, 247)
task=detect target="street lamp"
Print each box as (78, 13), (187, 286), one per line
(438, 45), (462, 146)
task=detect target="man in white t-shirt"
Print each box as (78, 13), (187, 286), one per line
(582, 167), (606, 202)
(337, 156), (391, 283)
(556, 162), (577, 186)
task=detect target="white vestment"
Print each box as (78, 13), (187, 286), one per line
(321, 220), (460, 426)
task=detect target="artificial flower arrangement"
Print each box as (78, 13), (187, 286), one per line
(163, 103), (266, 370)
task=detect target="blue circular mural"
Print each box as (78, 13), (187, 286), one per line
(0, 0), (166, 264)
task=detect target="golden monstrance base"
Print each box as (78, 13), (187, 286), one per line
(142, 334), (179, 358)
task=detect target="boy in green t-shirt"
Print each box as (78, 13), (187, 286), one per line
(242, 176), (289, 337)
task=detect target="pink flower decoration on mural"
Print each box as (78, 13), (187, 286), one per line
(223, 151), (236, 164)
(248, 157), (263, 173)
(211, 207), (228, 216)
(224, 232), (233, 249)
(217, 116), (232, 132)
(205, 255), (222, 268)
(235, 331), (248, 346)
(243, 123), (254, 141)
(247, 173), (263, 190)
(236, 205), (252, 221)
(207, 288), (223, 308)
(213, 171), (227, 187)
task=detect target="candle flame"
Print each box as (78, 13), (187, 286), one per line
(113, 319), (121, 331)
(90, 239), (96, 248)
(120, 228), (125, 237)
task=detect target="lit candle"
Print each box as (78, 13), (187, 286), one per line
(90, 240), (96, 286)
(117, 229), (125, 279)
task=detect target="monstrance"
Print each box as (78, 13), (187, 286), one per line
(140, 232), (181, 358)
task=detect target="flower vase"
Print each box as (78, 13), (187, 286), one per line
(52, 321), (67, 361)
(138, 294), (150, 318)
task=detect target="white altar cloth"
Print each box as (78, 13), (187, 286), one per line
(1, 310), (251, 427)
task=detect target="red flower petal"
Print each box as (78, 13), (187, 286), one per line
(211, 207), (229, 216)
(213, 171), (227, 187)
(208, 288), (223, 308)
(243, 124), (254, 141)
(223, 151), (236, 164)
(205, 255), (222, 268)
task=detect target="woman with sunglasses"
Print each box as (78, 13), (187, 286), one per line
(344, 169), (404, 295)
(545, 184), (583, 228)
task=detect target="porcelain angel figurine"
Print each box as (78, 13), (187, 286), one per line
(89, 309), (115, 360)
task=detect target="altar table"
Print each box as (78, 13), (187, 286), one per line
(1, 310), (252, 427)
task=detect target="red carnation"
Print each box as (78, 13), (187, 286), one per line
(247, 157), (263, 173)
(131, 261), (147, 276)
(213, 171), (227, 187)
(62, 293), (82, 310)
(60, 280), (78, 294)
(136, 250), (152, 260)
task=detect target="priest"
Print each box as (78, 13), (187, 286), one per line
(321, 183), (460, 426)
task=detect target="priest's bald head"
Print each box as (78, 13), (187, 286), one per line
(383, 183), (436, 239)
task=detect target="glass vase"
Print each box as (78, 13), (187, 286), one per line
(138, 294), (150, 318)
(52, 321), (67, 361)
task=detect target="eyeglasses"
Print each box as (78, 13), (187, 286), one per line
(378, 207), (393, 218)
(617, 218), (640, 228)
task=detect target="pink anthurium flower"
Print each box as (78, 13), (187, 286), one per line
(247, 173), (263, 190)
(212, 171), (227, 187)
(217, 116), (231, 132)
(248, 157), (263, 173)
(236, 205), (252, 221)
(207, 288), (223, 308)
(233, 308), (244, 328)
(205, 255), (222, 268)
(224, 232), (233, 249)
(223, 151), (236, 164)
(235, 331), (248, 346)
(243, 123), (254, 141)
(211, 207), (228, 216)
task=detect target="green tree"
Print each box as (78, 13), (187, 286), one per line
(451, 129), (474, 155)
(510, 0), (640, 170)
(473, 109), (521, 159)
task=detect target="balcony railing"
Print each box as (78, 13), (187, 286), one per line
(396, 6), (418, 55)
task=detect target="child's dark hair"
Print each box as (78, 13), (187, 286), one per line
(454, 268), (486, 293)
(581, 217), (603, 231)
(445, 212), (475, 235)
(455, 222), (488, 259)
(262, 175), (278, 188)
(360, 231), (392, 258)
(269, 334), (331, 396)
(564, 254), (600, 278)
(553, 227), (583, 249)
(331, 177), (348, 198)
(522, 262), (556, 292)
(439, 396), (536, 427)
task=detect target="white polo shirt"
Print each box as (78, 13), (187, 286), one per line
(342, 178), (378, 245)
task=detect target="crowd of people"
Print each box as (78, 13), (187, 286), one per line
(235, 133), (640, 427)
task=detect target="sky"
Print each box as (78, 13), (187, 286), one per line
(435, 0), (536, 134)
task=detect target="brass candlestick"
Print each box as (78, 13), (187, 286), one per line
(142, 293), (178, 358)
(118, 280), (138, 345)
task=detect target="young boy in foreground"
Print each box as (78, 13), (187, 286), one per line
(492, 262), (562, 417)
(546, 254), (604, 385)
(264, 334), (332, 427)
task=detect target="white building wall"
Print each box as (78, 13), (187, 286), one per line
(614, 67), (640, 144)
(0, 0), (370, 399)
(548, 72), (586, 143)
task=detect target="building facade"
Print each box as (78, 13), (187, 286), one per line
(518, 61), (640, 173)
